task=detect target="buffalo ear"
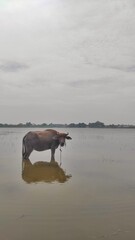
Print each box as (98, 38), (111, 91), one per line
(66, 136), (72, 140)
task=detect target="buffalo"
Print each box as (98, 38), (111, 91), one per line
(22, 129), (72, 161)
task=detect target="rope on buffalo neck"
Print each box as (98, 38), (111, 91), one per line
(59, 147), (62, 166)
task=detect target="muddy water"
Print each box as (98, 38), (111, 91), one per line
(0, 128), (135, 240)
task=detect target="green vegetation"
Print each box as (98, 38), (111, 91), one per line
(0, 121), (135, 128)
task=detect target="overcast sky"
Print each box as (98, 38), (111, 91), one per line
(0, 0), (135, 124)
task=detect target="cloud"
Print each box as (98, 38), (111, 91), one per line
(108, 65), (135, 73)
(67, 78), (113, 88)
(0, 61), (29, 72)
(84, 61), (135, 73)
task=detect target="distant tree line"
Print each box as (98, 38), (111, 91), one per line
(0, 121), (135, 128)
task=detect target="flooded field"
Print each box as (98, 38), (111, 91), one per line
(0, 128), (135, 240)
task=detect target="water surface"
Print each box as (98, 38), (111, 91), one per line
(0, 128), (135, 240)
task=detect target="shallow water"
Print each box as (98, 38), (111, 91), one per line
(0, 128), (135, 240)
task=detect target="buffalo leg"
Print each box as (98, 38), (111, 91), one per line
(51, 148), (55, 162)
(23, 150), (33, 160)
(22, 144), (33, 160)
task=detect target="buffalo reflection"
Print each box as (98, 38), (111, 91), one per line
(22, 159), (72, 184)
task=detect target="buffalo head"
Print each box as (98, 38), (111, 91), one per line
(53, 132), (72, 147)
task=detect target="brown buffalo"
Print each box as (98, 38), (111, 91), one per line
(22, 129), (72, 161)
